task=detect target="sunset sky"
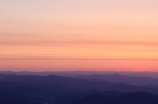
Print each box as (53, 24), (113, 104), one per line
(0, 0), (158, 71)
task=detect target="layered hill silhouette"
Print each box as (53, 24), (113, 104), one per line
(0, 74), (158, 104)
(1, 71), (158, 78)
(74, 74), (158, 86)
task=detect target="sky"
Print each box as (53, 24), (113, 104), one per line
(0, 0), (158, 71)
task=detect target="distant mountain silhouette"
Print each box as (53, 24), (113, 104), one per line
(1, 71), (158, 78)
(0, 74), (158, 93)
(1, 71), (158, 86)
(74, 74), (158, 86)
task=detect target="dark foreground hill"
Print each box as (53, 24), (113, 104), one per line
(0, 94), (46, 104)
(67, 92), (158, 104)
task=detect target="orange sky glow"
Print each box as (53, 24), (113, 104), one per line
(0, 0), (158, 71)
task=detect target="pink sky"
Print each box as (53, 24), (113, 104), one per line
(0, 0), (158, 71)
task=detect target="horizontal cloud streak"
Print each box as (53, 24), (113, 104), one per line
(1, 40), (158, 46)
(0, 58), (158, 61)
